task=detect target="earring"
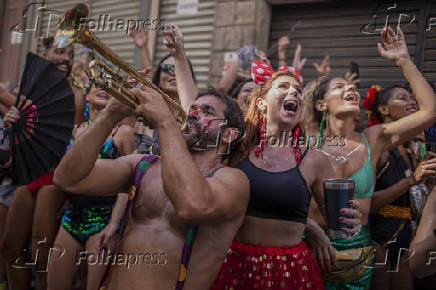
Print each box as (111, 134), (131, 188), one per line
(255, 112), (266, 158)
(256, 98), (266, 112)
(293, 123), (302, 165)
(317, 112), (326, 148)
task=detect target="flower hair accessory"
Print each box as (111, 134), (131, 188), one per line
(362, 85), (382, 127)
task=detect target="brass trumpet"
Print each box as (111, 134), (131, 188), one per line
(70, 74), (91, 94)
(54, 4), (187, 128)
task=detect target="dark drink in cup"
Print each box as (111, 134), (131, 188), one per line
(323, 178), (355, 238)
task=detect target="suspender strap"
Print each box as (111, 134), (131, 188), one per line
(175, 166), (225, 289)
(99, 154), (159, 289)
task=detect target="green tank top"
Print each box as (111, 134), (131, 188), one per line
(350, 133), (374, 199)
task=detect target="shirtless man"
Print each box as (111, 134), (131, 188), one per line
(53, 85), (249, 289)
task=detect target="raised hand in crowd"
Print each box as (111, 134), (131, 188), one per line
(370, 26), (436, 149)
(292, 43), (307, 71)
(163, 25), (185, 56)
(377, 26), (409, 64)
(313, 55), (331, 77)
(218, 59), (238, 95)
(130, 29), (152, 72)
(344, 72), (360, 85)
(278, 35), (291, 67)
(131, 29), (148, 49)
(163, 24), (197, 113)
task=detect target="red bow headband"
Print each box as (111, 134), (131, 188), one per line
(251, 60), (303, 87)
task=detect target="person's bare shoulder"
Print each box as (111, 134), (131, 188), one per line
(301, 148), (330, 177)
(364, 124), (385, 146)
(213, 167), (250, 214)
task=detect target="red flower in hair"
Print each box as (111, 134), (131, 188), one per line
(362, 87), (377, 111)
(368, 115), (381, 127)
(363, 85), (382, 127)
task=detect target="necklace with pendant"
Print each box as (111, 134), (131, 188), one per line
(314, 144), (362, 164)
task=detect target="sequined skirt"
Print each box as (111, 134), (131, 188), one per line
(211, 240), (325, 290)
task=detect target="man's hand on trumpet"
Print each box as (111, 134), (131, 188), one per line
(131, 84), (174, 129)
(127, 67), (153, 88)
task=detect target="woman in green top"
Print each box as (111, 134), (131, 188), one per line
(306, 26), (436, 289)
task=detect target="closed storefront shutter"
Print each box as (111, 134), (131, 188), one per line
(37, 0), (140, 65)
(423, 1), (436, 83)
(268, 0), (433, 92)
(153, 0), (216, 90)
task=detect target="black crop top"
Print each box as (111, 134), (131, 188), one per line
(237, 152), (311, 224)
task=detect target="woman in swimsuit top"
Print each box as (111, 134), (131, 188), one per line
(134, 25), (196, 154)
(305, 27), (436, 289)
(47, 86), (134, 290)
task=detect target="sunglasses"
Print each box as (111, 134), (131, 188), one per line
(161, 64), (175, 75)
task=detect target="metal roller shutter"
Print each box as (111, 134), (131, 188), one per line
(153, 0), (216, 90)
(268, 0), (432, 92)
(423, 1), (436, 83)
(37, 0), (140, 65)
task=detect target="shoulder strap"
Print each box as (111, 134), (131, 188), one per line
(99, 154), (159, 289)
(361, 133), (371, 158)
(175, 167), (225, 290)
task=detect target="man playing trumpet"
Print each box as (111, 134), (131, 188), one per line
(53, 81), (250, 289)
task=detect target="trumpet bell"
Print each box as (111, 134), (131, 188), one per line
(54, 3), (188, 129)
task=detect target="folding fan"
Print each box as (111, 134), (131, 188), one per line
(11, 52), (75, 185)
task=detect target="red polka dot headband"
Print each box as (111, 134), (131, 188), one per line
(251, 60), (303, 87)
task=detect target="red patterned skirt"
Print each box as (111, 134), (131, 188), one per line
(211, 240), (325, 290)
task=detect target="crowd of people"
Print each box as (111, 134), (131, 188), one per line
(0, 20), (435, 290)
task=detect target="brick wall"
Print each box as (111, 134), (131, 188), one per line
(208, 0), (271, 87)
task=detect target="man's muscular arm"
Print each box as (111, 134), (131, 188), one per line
(132, 86), (250, 224)
(54, 106), (136, 195)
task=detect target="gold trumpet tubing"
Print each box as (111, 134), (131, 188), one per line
(92, 59), (134, 91)
(108, 81), (185, 125)
(78, 28), (158, 93)
(77, 27), (187, 126)
(70, 75), (87, 92)
(104, 81), (138, 109)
